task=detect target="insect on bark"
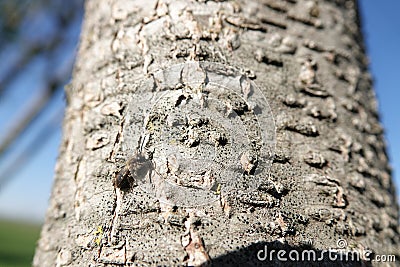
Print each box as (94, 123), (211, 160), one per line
(114, 151), (153, 190)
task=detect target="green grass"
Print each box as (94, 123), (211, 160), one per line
(0, 220), (41, 267)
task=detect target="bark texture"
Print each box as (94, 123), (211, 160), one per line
(34, 0), (399, 266)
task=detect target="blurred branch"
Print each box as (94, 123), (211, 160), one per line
(0, 0), (32, 44)
(0, 0), (81, 96)
(0, 104), (63, 190)
(0, 78), (61, 157)
(0, 0), (84, 191)
(0, 44), (52, 96)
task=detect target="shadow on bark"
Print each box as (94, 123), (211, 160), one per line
(210, 241), (373, 267)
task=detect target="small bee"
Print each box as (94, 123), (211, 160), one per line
(114, 151), (153, 190)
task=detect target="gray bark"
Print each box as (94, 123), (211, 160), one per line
(34, 0), (400, 266)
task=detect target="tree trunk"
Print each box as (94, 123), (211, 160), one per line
(34, 0), (399, 266)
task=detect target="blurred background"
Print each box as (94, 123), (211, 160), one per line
(0, 1), (398, 266)
(0, 0), (84, 266)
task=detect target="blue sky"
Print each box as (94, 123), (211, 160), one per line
(0, 1), (399, 223)
(359, 1), (400, 202)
